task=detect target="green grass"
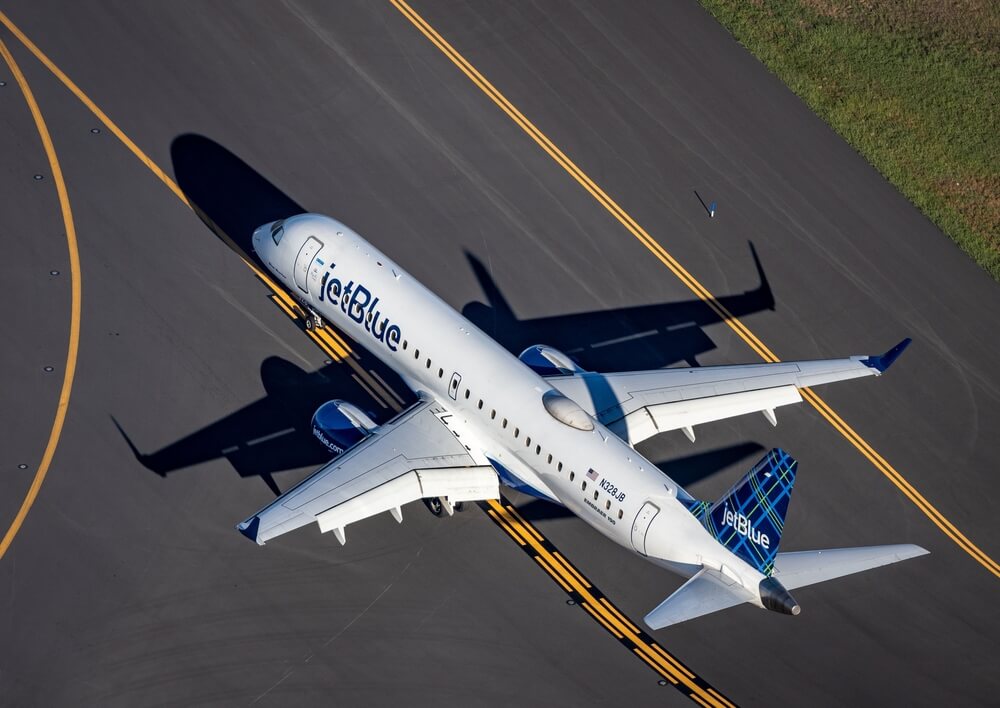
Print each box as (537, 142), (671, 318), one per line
(700, 0), (1000, 280)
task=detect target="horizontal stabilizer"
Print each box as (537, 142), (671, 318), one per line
(644, 567), (756, 629)
(773, 544), (928, 590)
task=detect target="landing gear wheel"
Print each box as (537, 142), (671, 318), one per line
(453, 502), (464, 512)
(304, 315), (315, 331)
(427, 497), (443, 517)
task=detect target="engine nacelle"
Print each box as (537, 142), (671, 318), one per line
(311, 400), (377, 455)
(518, 345), (585, 377)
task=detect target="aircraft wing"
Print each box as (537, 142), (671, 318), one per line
(548, 339), (910, 446)
(236, 394), (498, 545)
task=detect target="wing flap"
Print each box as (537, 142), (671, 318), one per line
(237, 395), (494, 545)
(315, 466), (498, 539)
(609, 385), (802, 444)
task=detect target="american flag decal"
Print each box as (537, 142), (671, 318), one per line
(586, 468), (599, 481)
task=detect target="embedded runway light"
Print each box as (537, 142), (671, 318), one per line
(0, 81), (6, 86)
(90, 128), (101, 134)
(43, 366), (54, 372)
(50, 270), (59, 276)
(17, 464), (27, 469)
(33, 174), (43, 180)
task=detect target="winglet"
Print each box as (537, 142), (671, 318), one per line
(861, 338), (912, 373)
(237, 516), (263, 545)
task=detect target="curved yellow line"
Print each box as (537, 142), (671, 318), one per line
(388, 0), (999, 579)
(0, 39), (82, 559)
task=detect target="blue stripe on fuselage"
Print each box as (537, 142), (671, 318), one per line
(488, 457), (561, 504)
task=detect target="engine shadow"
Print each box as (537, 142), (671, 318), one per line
(113, 356), (382, 495)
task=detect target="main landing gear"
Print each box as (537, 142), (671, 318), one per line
(425, 497), (464, 517)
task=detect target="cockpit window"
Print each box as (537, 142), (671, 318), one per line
(270, 219), (285, 245)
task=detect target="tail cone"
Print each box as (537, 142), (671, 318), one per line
(759, 576), (800, 616)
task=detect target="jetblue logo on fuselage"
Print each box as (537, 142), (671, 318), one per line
(318, 264), (402, 352)
(721, 503), (770, 549)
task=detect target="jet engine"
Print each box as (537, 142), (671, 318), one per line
(311, 400), (378, 456)
(518, 345), (585, 377)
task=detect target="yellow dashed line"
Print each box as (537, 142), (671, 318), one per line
(487, 509), (527, 546)
(533, 554), (573, 592)
(552, 551), (593, 590)
(581, 602), (623, 639)
(691, 693), (714, 708)
(598, 597), (640, 635)
(388, 0), (998, 579)
(504, 505), (545, 543)
(0, 39), (82, 560)
(650, 642), (697, 680)
(633, 648), (676, 683)
(484, 501), (725, 703)
(271, 295), (300, 321)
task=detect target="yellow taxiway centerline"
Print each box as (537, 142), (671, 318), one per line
(387, 0), (999, 579)
(0, 39), (82, 560)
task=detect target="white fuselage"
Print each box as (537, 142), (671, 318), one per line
(252, 214), (765, 592)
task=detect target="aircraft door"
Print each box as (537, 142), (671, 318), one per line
(630, 501), (660, 556)
(294, 236), (324, 294)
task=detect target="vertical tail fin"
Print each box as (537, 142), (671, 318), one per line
(686, 449), (797, 576)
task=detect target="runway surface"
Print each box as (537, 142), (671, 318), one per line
(1, 1), (997, 706)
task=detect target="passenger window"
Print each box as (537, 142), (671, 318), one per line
(582, 481), (587, 491)
(525, 436), (531, 447)
(491, 410), (496, 420)
(514, 428), (519, 438)
(426, 359), (431, 369)
(502, 418), (507, 429)
(593, 491), (599, 501)
(414, 349), (420, 359)
(569, 471), (574, 481)
(402, 340), (408, 350)
(438, 368), (444, 378)
(605, 500), (611, 510)
(464, 389), (471, 399)
(618, 509), (624, 520)
(535, 445), (541, 455)
(478, 400), (483, 409)
(547, 454), (552, 464)
(557, 462), (563, 472)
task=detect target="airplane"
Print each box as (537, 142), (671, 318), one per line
(237, 213), (927, 629)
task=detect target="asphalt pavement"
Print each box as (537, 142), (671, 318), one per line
(0, 2), (997, 706)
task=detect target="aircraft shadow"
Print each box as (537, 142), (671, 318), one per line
(149, 134), (779, 494)
(114, 356), (386, 495)
(171, 133), (304, 259)
(462, 246), (773, 373)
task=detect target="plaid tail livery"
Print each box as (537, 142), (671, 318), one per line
(694, 448), (797, 576)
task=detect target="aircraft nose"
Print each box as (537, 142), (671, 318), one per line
(251, 225), (264, 254)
